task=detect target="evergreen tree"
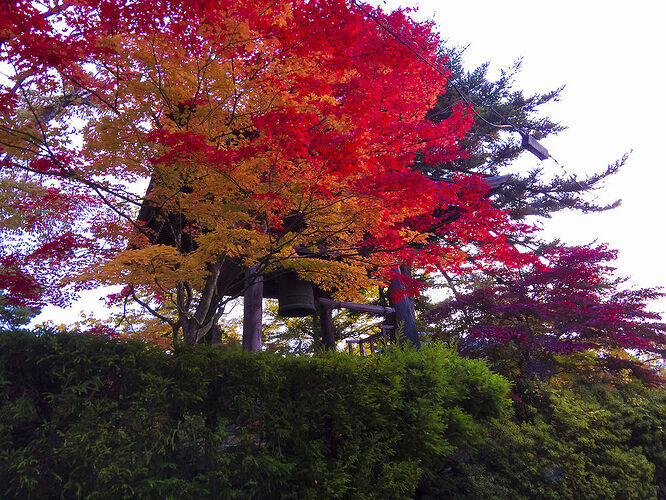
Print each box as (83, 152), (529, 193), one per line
(419, 45), (624, 223)
(0, 292), (38, 333)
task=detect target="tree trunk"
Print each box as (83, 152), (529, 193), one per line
(181, 317), (203, 345)
(388, 266), (420, 348)
(242, 272), (264, 353)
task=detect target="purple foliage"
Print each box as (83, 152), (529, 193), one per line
(429, 246), (666, 383)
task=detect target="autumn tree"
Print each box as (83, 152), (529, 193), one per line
(428, 245), (666, 385)
(0, 0), (531, 344)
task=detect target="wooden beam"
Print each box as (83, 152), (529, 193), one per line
(346, 330), (389, 356)
(317, 298), (395, 315)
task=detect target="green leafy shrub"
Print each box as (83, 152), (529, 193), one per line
(0, 331), (509, 499)
(419, 379), (666, 500)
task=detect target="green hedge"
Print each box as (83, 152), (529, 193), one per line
(420, 379), (666, 500)
(0, 332), (509, 499)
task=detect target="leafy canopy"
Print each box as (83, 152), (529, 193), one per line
(0, 0), (530, 342)
(429, 246), (666, 384)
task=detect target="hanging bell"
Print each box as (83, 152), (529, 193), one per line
(277, 272), (316, 317)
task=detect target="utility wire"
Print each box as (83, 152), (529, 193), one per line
(350, 0), (596, 189)
(351, 0), (523, 134)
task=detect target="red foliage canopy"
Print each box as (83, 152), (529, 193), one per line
(1, 0), (530, 341)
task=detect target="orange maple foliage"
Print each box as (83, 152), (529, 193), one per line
(1, 0), (529, 343)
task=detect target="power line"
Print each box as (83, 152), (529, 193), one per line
(350, 0), (550, 161)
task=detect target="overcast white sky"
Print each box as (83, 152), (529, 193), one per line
(35, 0), (666, 324)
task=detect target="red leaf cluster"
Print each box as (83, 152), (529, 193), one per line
(0, 0), (532, 324)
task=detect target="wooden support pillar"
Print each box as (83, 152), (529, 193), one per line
(242, 271), (264, 353)
(388, 266), (420, 348)
(318, 302), (335, 350)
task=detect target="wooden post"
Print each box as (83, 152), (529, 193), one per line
(242, 270), (263, 353)
(318, 302), (336, 350)
(388, 266), (420, 348)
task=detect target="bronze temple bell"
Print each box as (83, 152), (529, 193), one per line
(277, 272), (317, 317)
